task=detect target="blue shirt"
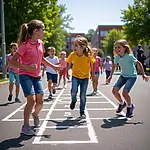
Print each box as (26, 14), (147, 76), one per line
(114, 53), (137, 77)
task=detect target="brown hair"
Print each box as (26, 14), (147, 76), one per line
(75, 35), (92, 57)
(10, 43), (18, 49)
(114, 39), (133, 55)
(18, 20), (44, 46)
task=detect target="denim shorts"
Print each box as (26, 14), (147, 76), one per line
(113, 75), (137, 92)
(19, 74), (44, 97)
(90, 72), (100, 76)
(46, 72), (58, 83)
(9, 71), (20, 85)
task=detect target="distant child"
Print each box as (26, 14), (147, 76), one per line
(66, 36), (95, 118)
(107, 39), (149, 118)
(5, 43), (21, 103)
(57, 51), (67, 88)
(11, 20), (62, 135)
(91, 48), (103, 95)
(103, 56), (112, 84)
(42, 47), (59, 100)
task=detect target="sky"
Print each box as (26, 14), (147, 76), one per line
(58, 0), (134, 33)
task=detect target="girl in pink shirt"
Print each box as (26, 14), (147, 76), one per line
(11, 20), (61, 136)
(58, 51), (67, 88)
(91, 48), (103, 95)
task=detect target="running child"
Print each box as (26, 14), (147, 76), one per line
(103, 56), (112, 84)
(11, 20), (62, 135)
(107, 39), (149, 118)
(57, 51), (67, 88)
(5, 43), (21, 103)
(91, 48), (103, 95)
(42, 47), (59, 100)
(66, 35), (96, 118)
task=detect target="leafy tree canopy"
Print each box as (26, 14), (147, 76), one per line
(121, 0), (150, 45)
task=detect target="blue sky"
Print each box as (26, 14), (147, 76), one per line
(58, 0), (134, 33)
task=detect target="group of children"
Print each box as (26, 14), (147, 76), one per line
(6, 19), (149, 136)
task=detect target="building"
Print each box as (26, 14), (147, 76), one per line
(63, 33), (85, 56)
(91, 25), (123, 49)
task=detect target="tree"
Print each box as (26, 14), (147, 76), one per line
(103, 29), (125, 56)
(1, 0), (73, 55)
(85, 29), (95, 42)
(121, 0), (150, 45)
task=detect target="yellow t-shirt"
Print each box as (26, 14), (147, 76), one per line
(66, 52), (95, 79)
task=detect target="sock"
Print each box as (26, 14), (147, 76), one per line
(120, 101), (124, 105)
(127, 104), (132, 108)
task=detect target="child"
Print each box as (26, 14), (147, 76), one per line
(42, 47), (59, 100)
(11, 20), (62, 135)
(103, 56), (112, 84)
(66, 36), (95, 118)
(91, 48), (103, 95)
(107, 39), (149, 118)
(4, 43), (21, 103)
(57, 51), (67, 88)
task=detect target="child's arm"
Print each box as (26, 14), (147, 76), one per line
(136, 60), (149, 81)
(42, 57), (62, 71)
(11, 53), (36, 70)
(66, 62), (70, 80)
(4, 59), (9, 73)
(91, 62), (96, 81)
(99, 60), (103, 74)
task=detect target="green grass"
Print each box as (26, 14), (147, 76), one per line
(0, 78), (9, 83)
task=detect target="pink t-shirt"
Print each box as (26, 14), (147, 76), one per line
(59, 58), (67, 68)
(17, 39), (45, 77)
(95, 56), (101, 72)
(7, 53), (19, 73)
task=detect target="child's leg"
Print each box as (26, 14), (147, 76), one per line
(122, 77), (137, 106)
(58, 73), (62, 86)
(24, 95), (35, 126)
(15, 74), (20, 98)
(8, 71), (15, 95)
(79, 78), (89, 114)
(70, 76), (79, 110)
(112, 76), (126, 103)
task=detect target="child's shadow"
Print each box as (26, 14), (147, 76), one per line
(0, 101), (16, 107)
(49, 117), (86, 130)
(101, 115), (144, 129)
(0, 133), (33, 150)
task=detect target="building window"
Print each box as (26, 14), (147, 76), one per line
(100, 31), (108, 37)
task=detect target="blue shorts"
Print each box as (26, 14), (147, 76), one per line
(113, 75), (137, 92)
(90, 72), (100, 76)
(8, 71), (20, 85)
(19, 74), (44, 97)
(46, 72), (58, 84)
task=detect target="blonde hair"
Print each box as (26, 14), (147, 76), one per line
(60, 51), (66, 55)
(47, 47), (56, 52)
(75, 35), (92, 57)
(18, 20), (44, 46)
(10, 43), (18, 49)
(114, 39), (133, 56)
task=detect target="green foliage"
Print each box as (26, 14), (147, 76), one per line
(1, 0), (73, 56)
(121, 0), (150, 45)
(103, 29), (125, 56)
(85, 29), (95, 42)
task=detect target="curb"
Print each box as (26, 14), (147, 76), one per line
(0, 80), (9, 85)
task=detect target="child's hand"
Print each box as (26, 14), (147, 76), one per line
(42, 71), (45, 77)
(24, 64), (37, 70)
(67, 72), (70, 80)
(142, 74), (149, 82)
(53, 65), (63, 71)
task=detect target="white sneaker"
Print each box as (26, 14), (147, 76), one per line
(63, 84), (67, 89)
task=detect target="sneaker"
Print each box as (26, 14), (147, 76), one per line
(32, 113), (40, 128)
(126, 104), (135, 118)
(63, 84), (67, 89)
(8, 94), (12, 101)
(116, 101), (127, 113)
(21, 125), (35, 136)
(48, 94), (53, 100)
(52, 89), (56, 94)
(70, 101), (76, 110)
(15, 98), (21, 103)
(80, 111), (86, 119)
